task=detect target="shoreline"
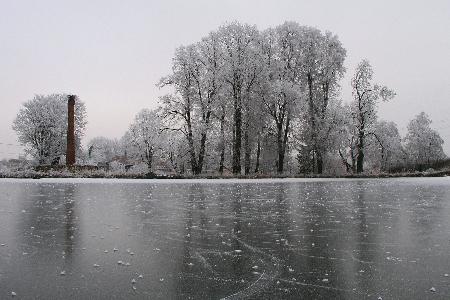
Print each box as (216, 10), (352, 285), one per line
(1, 169), (449, 180)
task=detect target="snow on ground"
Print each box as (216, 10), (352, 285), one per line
(1, 176), (449, 185)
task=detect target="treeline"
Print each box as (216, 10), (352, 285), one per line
(157, 21), (348, 175)
(12, 22), (447, 175)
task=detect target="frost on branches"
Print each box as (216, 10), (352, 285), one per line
(125, 109), (165, 172)
(404, 112), (446, 167)
(12, 94), (87, 165)
(347, 60), (395, 173)
(159, 21), (347, 175)
(12, 22), (447, 176)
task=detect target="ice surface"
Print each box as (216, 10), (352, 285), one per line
(1, 178), (450, 298)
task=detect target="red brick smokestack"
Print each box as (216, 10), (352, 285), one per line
(66, 95), (76, 166)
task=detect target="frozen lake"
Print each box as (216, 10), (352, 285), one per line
(1, 177), (450, 299)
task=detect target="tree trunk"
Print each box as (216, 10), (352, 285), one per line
(197, 107), (212, 175)
(186, 110), (198, 175)
(316, 82), (329, 175)
(307, 73), (318, 174)
(244, 118), (251, 175)
(232, 96), (242, 174)
(277, 152), (285, 174)
(276, 123), (284, 174)
(276, 114), (291, 175)
(356, 133), (364, 173)
(350, 147), (356, 173)
(254, 139), (261, 173)
(219, 150), (225, 174)
(282, 116), (291, 174)
(218, 106), (226, 174)
(316, 151), (323, 174)
(339, 149), (352, 173)
(147, 148), (153, 173)
(197, 132), (207, 174)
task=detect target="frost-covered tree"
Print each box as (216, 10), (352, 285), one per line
(215, 95), (231, 174)
(259, 25), (299, 174)
(335, 103), (358, 173)
(159, 32), (222, 175)
(258, 22), (346, 174)
(159, 130), (189, 174)
(349, 60), (395, 173)
(126, 108), (164, 171)
(218, 22), (265, 174)
(155, 21), (419, 176)
(12, 94), (87, 165)
(365, 120), (404, 172)
(299, 27), (346, 174)
(404, 112), (446, 167)
(159, 21), (349, 175)
(87, 137), (122, 164)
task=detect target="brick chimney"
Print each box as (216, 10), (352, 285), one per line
(66, 95), (76, 166)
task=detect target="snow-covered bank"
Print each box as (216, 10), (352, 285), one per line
(1, 168), (449, 181)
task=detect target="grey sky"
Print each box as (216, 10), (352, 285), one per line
(1, 0), (449, 159)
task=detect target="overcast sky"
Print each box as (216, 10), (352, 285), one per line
(1, 0), (449, 159)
